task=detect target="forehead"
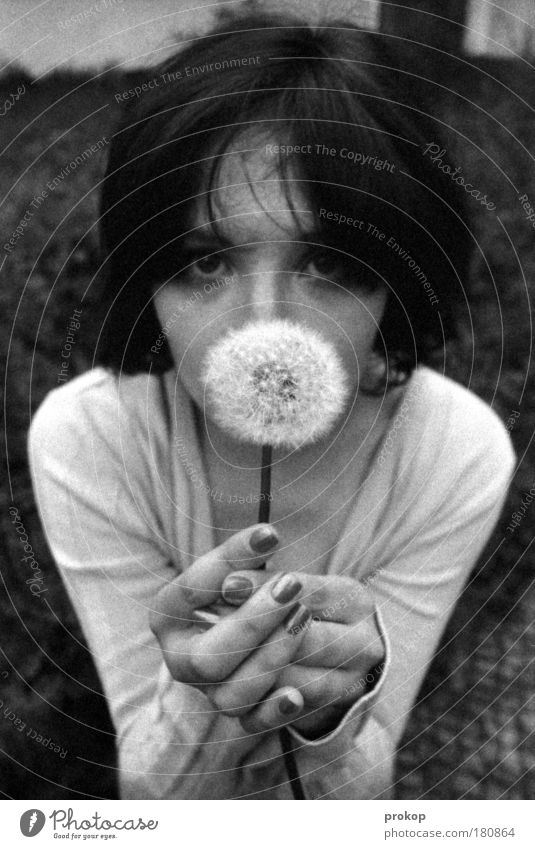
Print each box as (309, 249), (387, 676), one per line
(190, 134), (313, 243)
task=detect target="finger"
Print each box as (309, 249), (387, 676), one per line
(277, 663), (358, 708)
(239, 686), (305, 734)
(290, 574), (376, 624)
(293, 619), (385, 670)
(220, 569), (273, 605)
(187, 575), (309, 682)
(150, 524), (279, 637)
(220, 570), (375, 622)
(206, 613), (312, 717)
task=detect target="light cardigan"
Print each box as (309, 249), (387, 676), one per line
(28, 365), (515, 800)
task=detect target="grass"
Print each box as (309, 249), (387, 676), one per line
(0, 59), (533, 799)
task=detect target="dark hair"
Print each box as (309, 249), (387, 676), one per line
(96, 9), (473, 376)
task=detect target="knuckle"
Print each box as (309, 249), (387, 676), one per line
(359, 632), (384, 668)
(149, 608), (165, 640)
(236, 615), (264, 646)
(306, 584), (331, 611)
(177, 571), (213, 608)
(248, 709), (277, 733)
(188, 647), (221, 684)
(150, 583), (177, 636)
(220, 532), (250, 564)
(178, 578), (198, 607)
(211, 685), (250, 716)
(300, 675), (330, 706)
(241, 693), (281, 733)
(239, 713), (262, 734)
(159, 646), (190, 682)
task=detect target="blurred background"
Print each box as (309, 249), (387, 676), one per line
(0, 0), (534, 799)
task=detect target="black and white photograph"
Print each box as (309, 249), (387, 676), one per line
(1, 0), (534, 832)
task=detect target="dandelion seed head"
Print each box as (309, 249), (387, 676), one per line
(201, 319), (349, 448)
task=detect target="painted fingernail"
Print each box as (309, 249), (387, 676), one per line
(250, 527), (279, 553)
(285, 604), (312, 636)
(271, 574), (302, 604)
(279, 694), (301, 716)
(222, 576), (253, 603)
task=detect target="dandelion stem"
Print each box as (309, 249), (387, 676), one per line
(257, 442), (305, 800)
(258, 443), (272, 525)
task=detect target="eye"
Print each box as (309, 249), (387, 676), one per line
(307, 251), (343, 277)
(306, 249), (380, 293)
(182, 252), (227, 277)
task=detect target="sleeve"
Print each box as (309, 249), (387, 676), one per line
(27, 382), (275, 800)
(287, 607), (390, 745)
(285, 407), (516, 800)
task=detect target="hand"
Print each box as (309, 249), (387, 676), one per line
(221, 557), (385, 738)
(149, 524), (313, 733)
(150, 523), (385, 738)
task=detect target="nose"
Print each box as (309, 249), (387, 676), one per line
(246, 267), (286, 322)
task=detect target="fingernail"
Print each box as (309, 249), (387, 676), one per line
(222, 576), (253, 603)
(285, 603), (312, 636)
(250, 527), (279, 554)
(271, 574), (302, 604)
(279, 694), (301, 716)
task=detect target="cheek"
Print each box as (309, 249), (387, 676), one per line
(163, 328), (207, 407)
(153, 281), (233, 338)
(332, 295), (386, 361)
(153, 296), (227, 401)
(151, 291), (193, 373)
(153, 288), (204, 348)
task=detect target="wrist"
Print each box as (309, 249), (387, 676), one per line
(290, 703), (348, 739)
(289, 658), (386, 740)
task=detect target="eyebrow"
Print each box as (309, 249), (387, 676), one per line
(181, 230), (325, 250)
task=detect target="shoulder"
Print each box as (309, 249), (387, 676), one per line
(31, 368), (117, 428)
(402, 366), (516, 489)
(28, 368), (169, 466)
(408, 367), (515, 453)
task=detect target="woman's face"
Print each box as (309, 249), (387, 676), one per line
(152, 136), (388, 431)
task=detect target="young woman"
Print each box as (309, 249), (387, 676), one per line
(29, 12), (515, 799)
